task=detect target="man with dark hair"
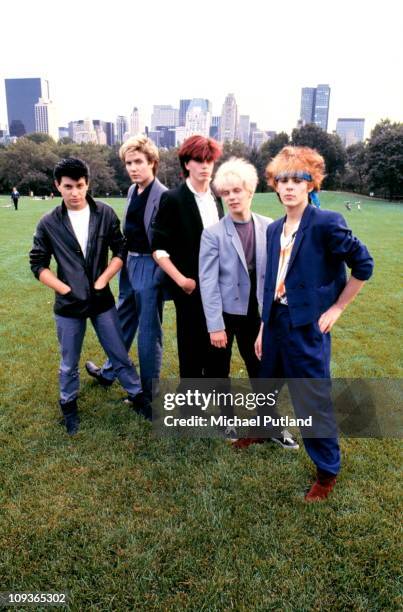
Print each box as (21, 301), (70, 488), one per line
(11, 187), (20, 210)
(29, 157), (144, 435)
(152, 135), (224, 377)
(85, 136), (167, 413)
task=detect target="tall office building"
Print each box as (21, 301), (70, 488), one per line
(300, 87), (316, 125)
(239, 115), (250, 146)
(184, 98), (211, 138)
(129, 107), (140, 136)
(336, 118), (365, 147)
(220, 93), (238, 142)
(5, 78), (50, 136)
(179, 99), (191, 126)
(93, 119), (108, 145)
(249, 122), (257, 147)
(151, 105), (178, 130)
(154, 126), (176, 148)
(299, 84), (331, 131)
(209, 116), (221, 140)
(115, 115), (129, 144)
(104, 122), (115, 146)
(251, 130), (268, 149)
(314, 84), (331, 131)
(34, 98), (58, 140)
(68, 119), (97, 144)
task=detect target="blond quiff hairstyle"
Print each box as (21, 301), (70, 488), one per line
(119, 134), (159, 175)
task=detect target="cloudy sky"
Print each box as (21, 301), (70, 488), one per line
(1, 0), (402, 137)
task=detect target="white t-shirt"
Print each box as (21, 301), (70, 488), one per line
(68, 205), (90, 256)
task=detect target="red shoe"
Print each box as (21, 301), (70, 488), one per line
(232, 437), (265, 450)
(304, 478), (337, 502)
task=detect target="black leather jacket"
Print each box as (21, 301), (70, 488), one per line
(29, 196), (126, 318)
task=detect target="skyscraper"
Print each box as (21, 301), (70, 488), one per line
(129, 107), (140, 136)
(209, 116), (221, 140)
(69, 118), (97, 144)
(299, 84), (331, 131)
(5, 78), (49, 136)
(184, 98), (211, 138)
(336, 118), (365, 147)
(239, 115), (250, 146)
(220, 93), (238, 142)
(179, 99), (191, 126)
(34, 98), (58, 140)
(300, 87), (316, 125)
(116, 115), (129, 144)
(314, 84), (331, 131)
(151, 105), (178, 130)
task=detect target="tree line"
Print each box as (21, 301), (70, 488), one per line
(0, 120), (401, 200)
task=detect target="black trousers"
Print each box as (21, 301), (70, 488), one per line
(12, 198), (18, 210)
(214, 296), (261, 379)
(173, 288), (226, 378)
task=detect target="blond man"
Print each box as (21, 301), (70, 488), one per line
(86, 135), (167, 415)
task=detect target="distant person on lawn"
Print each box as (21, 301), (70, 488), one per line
(254, 146), (374, 501)
(11, 187), (20, 210)
(29, 158), (145, 435)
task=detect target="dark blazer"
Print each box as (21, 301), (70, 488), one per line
(151, 182), (224, 281)
(261, 204), (374, 327)
(29, 196), (125, 318)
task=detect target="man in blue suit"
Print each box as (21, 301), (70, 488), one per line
(85, 135), (167, 416)
(254, 146), (374, 501)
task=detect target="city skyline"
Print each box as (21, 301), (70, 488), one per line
(1, 0), (402, 137)
(1, 84), (372, 148)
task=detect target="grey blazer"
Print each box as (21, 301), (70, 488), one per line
(199, 212), (272, 332)
(121, 177), (167, 246)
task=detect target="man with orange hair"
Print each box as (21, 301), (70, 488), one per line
(152, 135), (224, 378)
(254, 146), (374, 501)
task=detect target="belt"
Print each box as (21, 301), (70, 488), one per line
(128, 251), (152, 257)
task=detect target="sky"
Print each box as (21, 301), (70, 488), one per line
(1, 0), (402, 138)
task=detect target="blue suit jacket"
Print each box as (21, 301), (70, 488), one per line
(261, 205), (374, 327)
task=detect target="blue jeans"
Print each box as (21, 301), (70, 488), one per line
(100, 255), (163, 402)
(55, 307), (141, 404)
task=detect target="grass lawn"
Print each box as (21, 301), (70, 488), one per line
(0, 193), (401, 611)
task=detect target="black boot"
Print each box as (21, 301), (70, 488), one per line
(60, 399), (80, 435)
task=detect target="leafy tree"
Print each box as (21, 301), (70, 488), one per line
(366, 120), (403, 200)
(107, 146), (131, 195)
(258, 132), (290, 192)
(0, 138), (58, 194)
(25, 132), (56, 145)
(291, 124), (346, 189)
(158, 148), (182, 188)
(219, 140), (250, 163)
(58, 137), (74, 145)
(77, 144), (118, 196)
(343, 142), (368, 194)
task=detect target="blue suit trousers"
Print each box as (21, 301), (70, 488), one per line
(260, 303), (340, 475)
(101, 255), (163, 402)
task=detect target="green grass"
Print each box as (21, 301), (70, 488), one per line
(0, 194), (402, 611)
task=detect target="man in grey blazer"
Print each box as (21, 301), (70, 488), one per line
(199, 158), (298, 449)
(86, 135), (167, 415)
(199, 158), (270, 379)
